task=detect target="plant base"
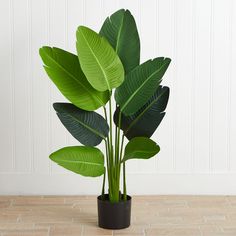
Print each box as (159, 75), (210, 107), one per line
(97, 194), (131, 229)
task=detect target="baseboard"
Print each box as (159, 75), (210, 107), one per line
(0, 173), (236, 195)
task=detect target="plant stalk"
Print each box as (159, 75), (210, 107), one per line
(123, 162), (127, 201)
(101, 168), (106, 200)
(108, 95), (113, 166)
(103, 99), (125, 203)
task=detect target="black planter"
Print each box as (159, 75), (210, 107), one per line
(97, 194), (131, 229)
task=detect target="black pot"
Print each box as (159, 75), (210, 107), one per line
(97, 194), (131, 229)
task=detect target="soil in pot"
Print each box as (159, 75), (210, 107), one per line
(97, 194), (131, 229)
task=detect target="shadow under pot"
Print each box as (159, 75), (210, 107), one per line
(97, 194), (132, 229)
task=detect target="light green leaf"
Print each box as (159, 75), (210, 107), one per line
(115, 57), (171, 115)
(122, 137), (160, 162)
(53, 103), (109, 146)
(50, 146), (105, 177)
(39, 47), (109, 111)
(76, 26), (124, 92)
(100, 9), (140, 74)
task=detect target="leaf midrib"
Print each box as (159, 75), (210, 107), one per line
(120, 60), (169, 113)
(55, 159), (102, 166)
(114, 13), (125, 54)
(44, 52), (104, 106)
(125, 89), (167, 134)
(65, 112), (106, 140)
(127, 150), (158, 155)
(79, 29), (111, 91)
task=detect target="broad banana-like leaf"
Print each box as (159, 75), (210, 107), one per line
(76, 26), (124, 92)
(50, 146), (105, 177)
(115, 57), (171, 115)
(53, 103), (109, 146)
(100, 9), (140, 74)
(122, 137), (160, 162)
(39, 47), (109, 111)
(114, 86), (169, 140)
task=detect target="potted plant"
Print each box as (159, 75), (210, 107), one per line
(39, 9), (171, 229)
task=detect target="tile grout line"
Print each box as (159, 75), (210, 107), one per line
(81, 225), (84, 236)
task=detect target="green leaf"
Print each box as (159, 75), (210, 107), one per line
(76, 26), (124, 92)
(122, 137), (160, 162)
(114, 86), (169, 140)
(39, 47), (109, 111)
(53, 103), (109, 146)
(50, 146), (105, 177)
(115, 57), (171, 115)
(100, 9), (140, 74)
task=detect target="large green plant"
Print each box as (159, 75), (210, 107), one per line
(39, 9), (171, 203)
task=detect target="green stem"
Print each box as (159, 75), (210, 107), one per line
(115, 104), (118, 151)
(119, 134), (126, 201)
(101, 168), (106, 200)
(103, 97), (121, 203)
(116, 111), (122, 162)
(109, 93), (119, 202)
(108, 95), (113, 166)
(104, 140), (112, 192)
(119, 134), (125, 162)
(123, 162), (127, 201)
(103, 106), (111, 156)
(103, 107), (113, 199)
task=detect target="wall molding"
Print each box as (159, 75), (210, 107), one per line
(1, 173), (236, 195)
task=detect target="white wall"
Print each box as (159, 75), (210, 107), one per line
(1, 0), (236, 195)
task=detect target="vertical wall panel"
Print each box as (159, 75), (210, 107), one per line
(211, 0), (230, 172)
(193, 0), (211, 173)
(0, 1), (13, 172)
(12, 0), (31, 172)
(140, 0), (157, 60)
(83, 0), (102, 31)
(155, 0), (175, 173)
(103, 0), (119, 18)
(49, 0), (68, 173)
(174, 0), (193, 172)
(66, 0), (84, 66)
(229, 0), (236, 172)
(32, 0), (50, 173)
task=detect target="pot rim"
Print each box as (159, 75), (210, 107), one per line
(97, 194), (132, 204)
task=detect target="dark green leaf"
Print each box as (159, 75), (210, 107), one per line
(50, 146), (105, 177)
(53, 103), (109, 146)
(122, 137), (160, 162)
(115, 58), (171, 115)
(114, 86), (169, 140)
(100, 9), (140, 74)
(39, 47), (109, 111)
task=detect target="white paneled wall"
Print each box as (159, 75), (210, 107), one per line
(1, 0), (236, 195)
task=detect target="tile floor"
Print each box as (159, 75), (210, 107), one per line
(0, 196), (236, 235)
